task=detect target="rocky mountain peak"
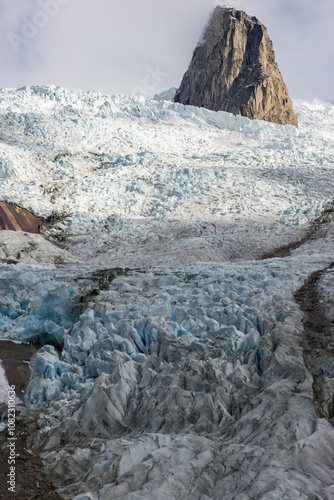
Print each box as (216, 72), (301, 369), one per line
(175, 6), (298, 127)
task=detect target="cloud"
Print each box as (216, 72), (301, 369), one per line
(0, 0), (332, 101)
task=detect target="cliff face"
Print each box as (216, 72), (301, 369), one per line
(174, 7), (298, 127)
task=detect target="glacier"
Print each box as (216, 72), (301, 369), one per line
(0, 86), (334, 499)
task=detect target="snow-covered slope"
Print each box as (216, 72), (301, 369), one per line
(0, 86), (333, 266)
(0, 86), (334, 499)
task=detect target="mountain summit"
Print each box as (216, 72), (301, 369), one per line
(174, 6), (298, 127)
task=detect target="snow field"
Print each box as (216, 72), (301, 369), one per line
(0, 87), (333, 252)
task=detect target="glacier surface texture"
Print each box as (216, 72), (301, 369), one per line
(0, 86), (334, 499)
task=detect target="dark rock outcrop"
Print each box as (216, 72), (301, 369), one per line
(174, 6), (298, 127)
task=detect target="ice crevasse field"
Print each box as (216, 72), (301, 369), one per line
(0, 86), (334, 499)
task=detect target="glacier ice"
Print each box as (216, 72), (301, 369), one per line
(0, 87), (334, 499)
(0, 255), (332, 498)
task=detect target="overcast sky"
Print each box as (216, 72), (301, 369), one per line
(0, 0), (333, 101)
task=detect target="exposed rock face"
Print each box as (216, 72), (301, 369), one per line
(174, 6), (298, 127)
(0, 201), (41, 233)
(0, 341), (40, 401)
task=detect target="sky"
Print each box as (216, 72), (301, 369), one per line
(0, 0), (333, 101)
